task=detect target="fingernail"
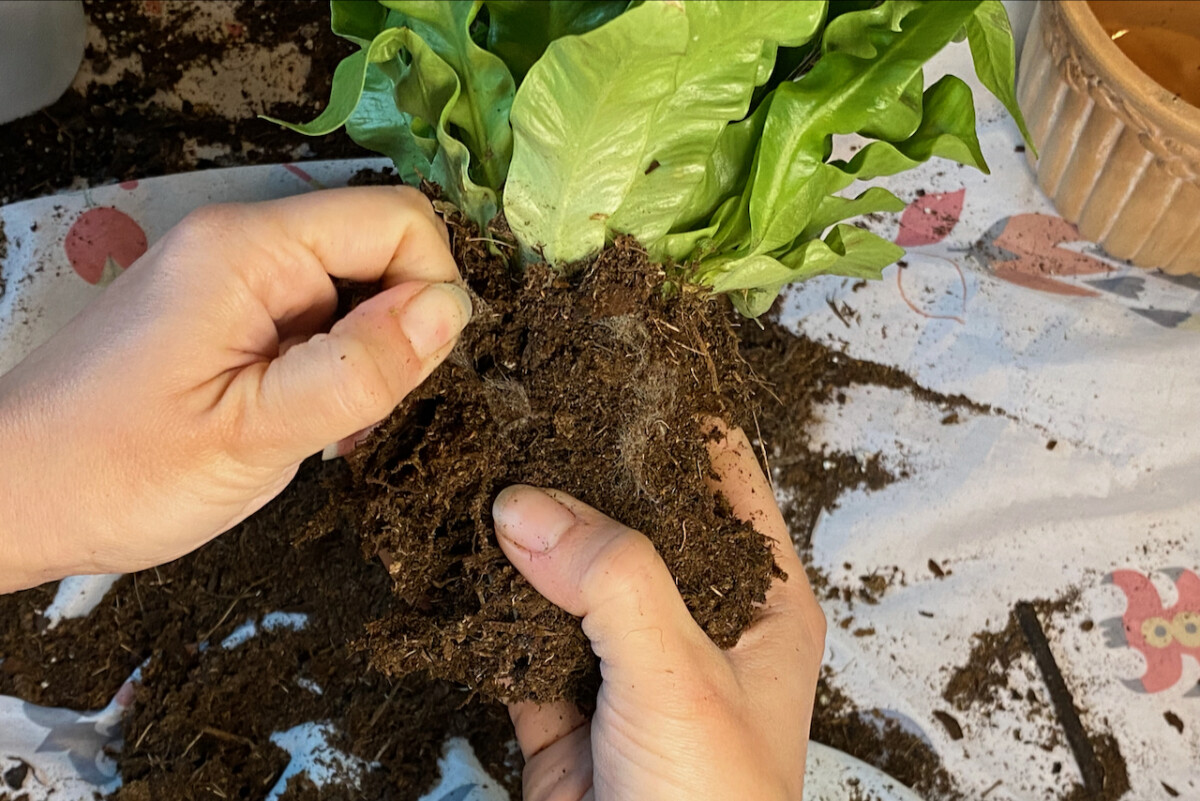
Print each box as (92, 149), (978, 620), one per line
(493, 486), (575, 554)
(399, 283), (472, 360)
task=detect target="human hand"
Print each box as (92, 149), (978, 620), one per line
(492, 424), (826, 801)
(0, 186), (470, 592)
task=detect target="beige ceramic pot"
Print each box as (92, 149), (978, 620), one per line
(1018, 1), (1200, 275)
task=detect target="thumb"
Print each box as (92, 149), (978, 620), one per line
(246, 280), (471, 464)
(492, 485), (719, 678)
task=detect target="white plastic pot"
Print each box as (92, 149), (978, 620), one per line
(0, 1), (88, 125)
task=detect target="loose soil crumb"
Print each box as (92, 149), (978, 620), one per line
(932, 710), (965, 741)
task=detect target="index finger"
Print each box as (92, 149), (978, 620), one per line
(201, 185), (461, 326)
(255, 184), (457, 286)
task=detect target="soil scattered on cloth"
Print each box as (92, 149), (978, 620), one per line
(943, 593), (1083, 714)
(0, 459), (520, 801)
(811, 670), (960, 799)
(942, 592), (1131, 801)
(738, 315), (989, 548)
(0, 0), (361, 205)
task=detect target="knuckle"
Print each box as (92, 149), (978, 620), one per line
(176, 203), (239, 238)
(390, 184), (434, 213)
(671, 671), (739, 721)
(326, 337), (397, 424)
(584, 528), (665, 601)
(805, 602), (828, 649)
(389, 186), (449, 237)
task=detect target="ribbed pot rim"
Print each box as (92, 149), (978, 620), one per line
(1057, 1), (1200, 142)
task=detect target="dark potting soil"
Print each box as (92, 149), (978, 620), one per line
(310, 205), (776, 705)
(0, 0), (361, 205)
(0, 458), (520, 801)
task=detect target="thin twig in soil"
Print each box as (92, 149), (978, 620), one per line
(1015, 601), (1104, 795)
(200, 726), (256, 748)
(133, 719), (157, 751)
(199, 596), (242, 644)
(651, 318), (682, 334)
(827, 297), (852, 328)
(981, 779), (1003, 798)
(368, 684), (402, 729)
(690, 320), (722, 393)
(465, 236), (515, 250)
(180, 731), (204, 760)
(752, 409), (775, 493)
(205, 575), (271, 601)
(372, 736), (395, 763)
(662, 337), (707, 359)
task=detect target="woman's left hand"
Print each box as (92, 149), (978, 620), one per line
(0, 186), (470, 592)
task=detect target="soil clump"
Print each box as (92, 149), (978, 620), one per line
(318, 205), (776, 705)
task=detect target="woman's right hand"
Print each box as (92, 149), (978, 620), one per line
(493, 424), (826, 801)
